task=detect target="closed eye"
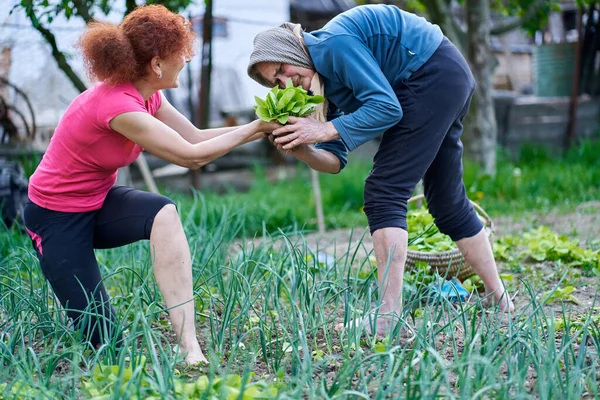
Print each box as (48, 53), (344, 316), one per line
(273, 63), (284, 87)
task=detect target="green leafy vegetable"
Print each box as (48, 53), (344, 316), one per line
(254, 78), (324, 124)
(81, 357), (280, 399)
(541, 285), (580, 305)
(493, 226), (600, 275)
(407, 208), (456, 252)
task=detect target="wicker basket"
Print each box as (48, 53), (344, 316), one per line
(405, 194), (494, 281)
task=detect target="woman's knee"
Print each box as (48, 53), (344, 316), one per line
(363, 180), (412, 234)
(154, 203), (180, 224)
(363, 201), (409, 234)
(151, 203), (184, 237)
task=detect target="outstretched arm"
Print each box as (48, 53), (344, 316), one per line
(110, 112), (276, 170)
(154, 92), (265, 144)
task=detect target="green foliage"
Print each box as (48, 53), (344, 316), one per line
(14, 0), (193, 25)
(144, 0), (193, 12)
(406, 208), (455, 252)
(462, 275), (485, 293)
(490, 0), (560, 36)
(494, 226), (600, 275)
(0, 381), (53, 399)
(2, 177), (600, 398)
(463, 140), (600, 215)
(164, 140), (600, 238)
(403, 261), (437, 291)
(253, 79), (324, 124)
(541, 285), (579, 305)
(81, 358), (279, 400)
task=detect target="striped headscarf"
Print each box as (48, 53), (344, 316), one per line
(247, 23), (314, 88)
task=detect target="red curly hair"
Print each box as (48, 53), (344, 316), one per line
(78, 5), (197, 85)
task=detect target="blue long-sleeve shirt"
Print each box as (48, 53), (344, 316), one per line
(307, 4), (443, 171)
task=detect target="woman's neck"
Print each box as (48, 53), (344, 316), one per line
(131, 79), (158, 101)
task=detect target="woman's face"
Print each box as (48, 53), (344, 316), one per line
(156, 52), (190, 89)
(256, 62), (315, 90)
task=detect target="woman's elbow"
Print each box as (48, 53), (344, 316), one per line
(177, 153), (205, 170)
(186, 159), (208, 170)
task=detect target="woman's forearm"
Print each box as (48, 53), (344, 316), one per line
(242, 131), (267, 145)
(186, 120), (262, 168)
(190, 124), (268, 145)
(187, 126), (240, 144)
(296, 145), (341, 174)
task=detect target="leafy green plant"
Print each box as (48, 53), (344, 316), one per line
(407, 208), (455, 252)
(494, 226), (600, 275)
(541, 286), (580, 305)
(0, 381), (52, 399)
(462, 275), (484, 293)
(4, 141), (600, 400)
(253, 78), (324, 124)
(81, 358), (279, 400)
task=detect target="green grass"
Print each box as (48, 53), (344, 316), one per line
(1, 141), (599, 398)
(167, 140), (600, 237)
(462, 140), (600, 215)
(1, 197), (599, 398)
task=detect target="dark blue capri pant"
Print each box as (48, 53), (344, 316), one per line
(364, 38), (482, 240)
(23, 186), (174, 349)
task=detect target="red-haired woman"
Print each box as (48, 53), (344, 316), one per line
(23, 5), (276, 365)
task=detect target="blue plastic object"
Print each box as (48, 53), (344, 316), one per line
(428, 277), (471, 303)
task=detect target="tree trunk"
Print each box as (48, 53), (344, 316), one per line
(420, 0), (466, 53)
(464, 0), (497, 176)
(401, 0), (497, 175)
(191, 0), (213, 189)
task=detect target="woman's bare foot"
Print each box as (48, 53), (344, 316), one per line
(176, 342), (208, 365)
(482, 289), (515, 312)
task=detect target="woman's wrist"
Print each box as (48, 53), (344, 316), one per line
(250, 119), (262, 133)
(324, 121), (340, 142)
(293, 144), (312, 161)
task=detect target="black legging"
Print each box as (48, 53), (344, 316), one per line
(23, 186), (175, 348)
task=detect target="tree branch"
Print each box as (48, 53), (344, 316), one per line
(72, 0), (94, 23)
(25, 5), (87, 93)
(420, 0), (467, 53)
(490, 0), (547, 36)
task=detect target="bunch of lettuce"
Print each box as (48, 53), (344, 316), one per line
(254, 78), (324, 124)
(407, 208), (456, 252)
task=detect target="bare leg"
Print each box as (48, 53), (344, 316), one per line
(336, 227), (408, 337)
(372, 227), (407, 319)
(150, 204), (207, 364)
(456, 228), (514, 312)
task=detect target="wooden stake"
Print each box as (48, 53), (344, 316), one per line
(310, 168), (325, 234)
(135, 153), (159, 194)
(566, 7), (583, 148)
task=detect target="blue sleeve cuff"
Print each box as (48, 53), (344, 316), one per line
(331, 117), (358, 152)
(315, 139), (348, 172)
